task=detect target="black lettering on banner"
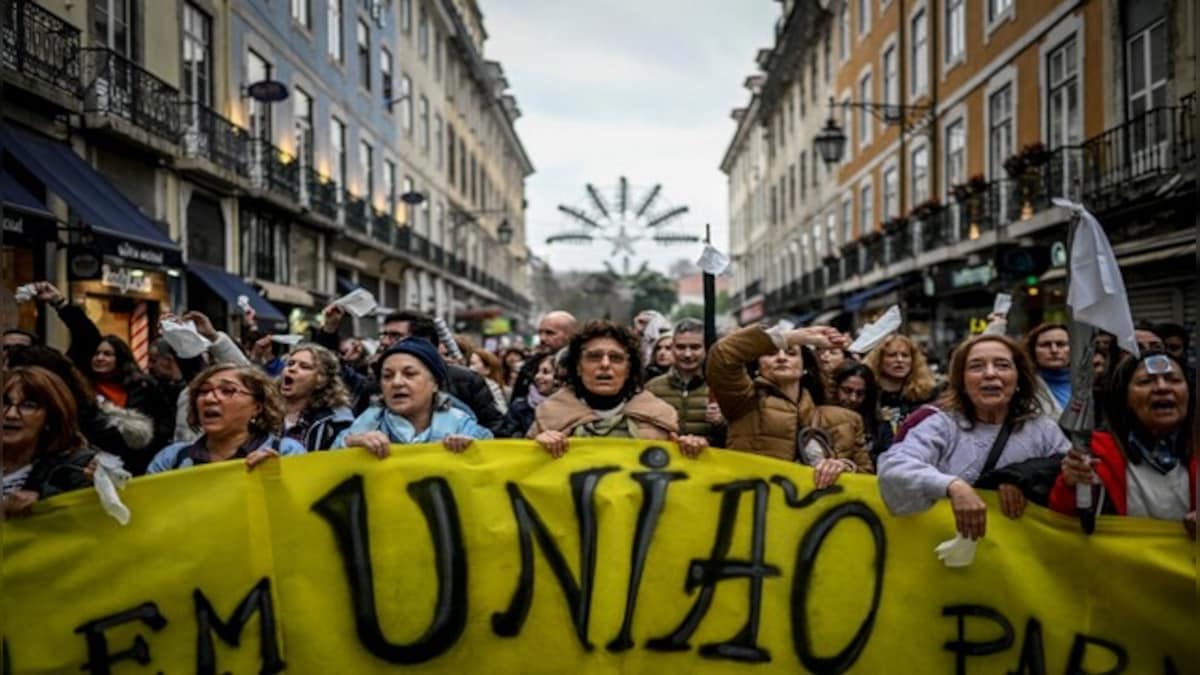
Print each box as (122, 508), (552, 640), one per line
(607, 448), (688, 652)
(771, 475), (844, 508)
(311, 475), (467, 664)
(491, 466), (620, 650)
(2, 638), (10, 675)
(790, 501), (886, 674)
(942, 604), (1015, 675)
(73, 602), (167, 675)
(646, 479), (781, 663)
(193, 577), (285, 675)
(1064, 634), (1129, 675)
(1010, 618), (1046, 675)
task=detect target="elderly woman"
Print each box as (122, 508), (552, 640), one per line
(147, 364), (305, 472)
(879, 335), (1070, 539)
(1050, 353), (1196, 537)
(335, 338), (492, 456)
(3, 367), (97, 516)
(863, 335), (939, 448)
(707, 324), (870, 487)
(497, 350), (561, 438)
(279, 343), (356, 451)
(530, 321), (706, 458)
(1025, 323), (1072, 419)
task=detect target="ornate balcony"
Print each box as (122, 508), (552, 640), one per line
(81, 47), (179, 144)
(179, 101), (249, 178)
(248, 138), (300, 202)
(2, 0), (81, 105)
(305, 169), (339, 221)
(371, 209), (394, 246)
(343, 192), (368, 232)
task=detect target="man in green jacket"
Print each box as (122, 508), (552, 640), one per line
(644, 319), (726, 446)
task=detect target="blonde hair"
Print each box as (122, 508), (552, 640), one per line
(863, 334), (936, 402)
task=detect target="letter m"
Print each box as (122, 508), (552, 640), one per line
(193, 578), (285, 675)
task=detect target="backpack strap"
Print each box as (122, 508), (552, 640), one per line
(978, 421), (1014, 479)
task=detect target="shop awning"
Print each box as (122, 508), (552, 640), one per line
(843, 279), (902, 312)
(188, 262), (288, 329)
(0, 125), (181, 265)
(1, 170), (54, 237)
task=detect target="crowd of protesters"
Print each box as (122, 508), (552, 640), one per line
(2, 280), (1194, 540)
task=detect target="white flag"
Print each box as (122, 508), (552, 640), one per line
(1053, 199), (1140, 357)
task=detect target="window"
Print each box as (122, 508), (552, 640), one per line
(798, 152), (807, 201)
(1046, 38), (1080, 150)
(434, 29), (443, 80)
(826, 212), (837, 251)
(811, 148), (819, 188)
(988, 0), (1013, 23)
(401, 176), (414, 224)
(882, 45), (898, 107)
(246, 49), (271, 140)
(240, 211), (289, 283)
(823, 33), (832, 82)
(419, 95), (430, 153)
(434, 113), (443, 168)
(788, 163), (796, 211)
(92, 0), (136, 59)
(778, 175), (786, 219)
(290, 0), (309, 28)
(447, 124), (456, 181)
(988, 84), (1013, 179)
(858, 182), (873, 239)
(380, 47), (393, 104)
(331, 116), (346, 190)
(858, 72), (873, 146)
(357, 19), (370, 89)
(770, 186), (777, 226)
(810, 54), (818, 102)
(911, 144), (929, 205)
(857, 0), (870, 35)
(945, 118), (965, 190)
(910, 10), (928, 95)
(399, 74), (412, 132)
(883, 165), (898, 219)
(400, 0), (411, 34)
(418, 6), (429, 61)
(841, 197), (854, 246)
(1127, 19), (1167, 148)
(328, 0), (342, 62)
(839, 4), (849, 61)
(293, 86), (313, 176)
(360, 140), (374, 201)
(383, 159), (396, 216)
(945, 0), (965, 65)
(181, 3), (212, 110)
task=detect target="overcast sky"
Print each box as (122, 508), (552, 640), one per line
(483, 1), (779, 275)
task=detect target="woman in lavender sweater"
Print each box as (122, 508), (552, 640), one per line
(879, 335), (1070, 539)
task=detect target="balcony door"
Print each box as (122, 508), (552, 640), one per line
(181, 2), (213, 154)
(89, 0), (139, 113)
(1045, 37), (1081, 198)
(246, 49), (272, 188)
(1126, 17), (1168, 173)
(90, 0), (136, 58)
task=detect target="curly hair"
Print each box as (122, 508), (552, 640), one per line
(1024, 323), (1070, 370)
(186, 364), (285, 435)
(863, 334), (937, 402)
(4, 366), (86, 457)
(937, 335), (1043, 429)
(286, 343), (351, 411)
(562, 320), (642, 401)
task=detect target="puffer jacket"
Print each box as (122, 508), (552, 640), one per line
(644, 368), (718, 440)
(528, 389), (678, 440)
(707, 326), (872, 471)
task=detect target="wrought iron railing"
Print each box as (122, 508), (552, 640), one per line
(864, 236), (885, 272)
(371, 209), (394, 245)
(1, 0), (80, 98)
(411, 230), (431, 260)
(430, 244), (445, 266)
(81, 47), (179, 142)
(343, 192), (368, 232)
(304, 170), (339, 220)
(887, 227), (913, 262)
(179, 101), (249, 176)
(1074, 100), (1195, 209)
(247, 138), (300, 201)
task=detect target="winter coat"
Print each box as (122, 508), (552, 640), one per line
(1048, 431), (1197, 517)
(707, 326), (872, 471)
(528, 389), (678, 440)
(287, 405), (356, 452)
(644, 368), (720, 441)
(148, 433), (306, 473)
(497, 398), (538, 438)
(20, 446), (97, 498)
(333, 398), (493, 447)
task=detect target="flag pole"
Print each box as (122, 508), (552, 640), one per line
(1060, 209), (1097, 534)
(703, 223), (717, 350)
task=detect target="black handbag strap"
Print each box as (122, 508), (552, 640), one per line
(979, 422), (1014, 479)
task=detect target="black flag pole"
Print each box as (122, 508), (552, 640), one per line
(703, 223), (717, 350)
(1061, 210), (1097, 534)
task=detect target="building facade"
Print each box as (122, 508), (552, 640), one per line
(725, 0), (1196, 363)
(1, 0), (533, 355)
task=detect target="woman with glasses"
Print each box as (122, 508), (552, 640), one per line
(707, 323), (870, 487)
(3, 366), (97, 516)
(147, 364), (304, 473)
(1050, 352), (1196, 538)
(530, 321), (706, 458)
(879, 335), (1069, 540)
(279, 343), (356, 452)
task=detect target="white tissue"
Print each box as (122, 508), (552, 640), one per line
(92, 451), (132, 525)
(696, 244), (731, 276)
(848, 305), (903, 354)
(270, 334), (303, 346)
(160, 319), (212, 359)
(334, 288), (378, 318)
(14, 283), (38, 303)
(992, 293), (1013, 317)
(934, 534), (978, 568)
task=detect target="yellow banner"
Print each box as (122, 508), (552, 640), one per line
(3, 440), (1197, 673)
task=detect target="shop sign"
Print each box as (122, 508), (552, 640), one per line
(101, 264), (153, 294)
(116, 242), (166, 265)
(3, 213), (24, 235)
(1050, 241), (1068, 267)
(739, 300), (765, 325)
(950, 263), (996, 289)
(483, 316), (512, 336)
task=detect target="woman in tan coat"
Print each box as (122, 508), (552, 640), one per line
(530, 321), (707, 459)
(707, 324), (872, 486)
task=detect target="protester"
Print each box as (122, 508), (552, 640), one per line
(1156, 323), (1189, 363)
(469, 348), (510, 414)
(161, 311), (252, 444)
(499, 346), (527, 398)
(2, 329), (36, 350)
(706, 323), (870, 486)
(815, 346), (849, 400)
(529, 321), (706, 458)
(510, 311), (577, 402)
(1025, 323), (1072, 419)
(644, 332), (674, 381)
(1091, 332), (1123, 428)
(279, 343), (355, 451)
(497, 351), (561, 438)
(878, 335), (1070, 539)
(863, 335), (939, 448)
(1134, 322), (1166, 354)
(338, 337), (371, 375)
(147, 364), (305, 472)
(1050, 352), (1196, 537)
(335, 338), (492, 454)
(645, 319), (724, 445)
(3, 366), (96, 516)
(831, 362), (888, 462)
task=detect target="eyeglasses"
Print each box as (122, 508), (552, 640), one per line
(2, 398), (41, 415)
(196, 384), (253, 400)
(379, 331), (408, 341)
(582, 350), (629, 366)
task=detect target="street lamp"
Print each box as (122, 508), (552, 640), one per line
(814, 97), (933, 166)
(451, 207), (514, 245)
(814, 115), (848, 166)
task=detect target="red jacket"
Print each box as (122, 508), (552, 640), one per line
(1049, 431), (1197, 516)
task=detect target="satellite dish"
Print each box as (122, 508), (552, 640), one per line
(245, 80), (289, 103)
